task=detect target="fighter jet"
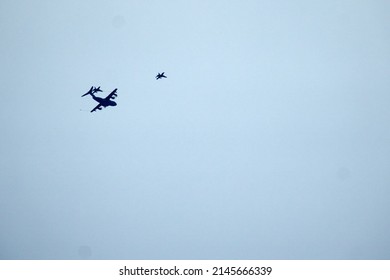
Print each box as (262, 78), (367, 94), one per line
(82, 87), (118, 113)
(92, 86), (102, 93)
(155, 72), (167, 80)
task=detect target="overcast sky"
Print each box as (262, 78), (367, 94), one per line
(1, 0), (390, 259)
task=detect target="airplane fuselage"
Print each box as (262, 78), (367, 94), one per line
(92, 96), (117, 107)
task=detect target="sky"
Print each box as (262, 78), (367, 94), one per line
(1, 0), (390, 259)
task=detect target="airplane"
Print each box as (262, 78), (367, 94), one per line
(155, 72), (167, 80)
(82, 87), (118, 113)
(92, 86), (102, 93)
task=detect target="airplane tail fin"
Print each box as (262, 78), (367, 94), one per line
(82, 86), (94, 97)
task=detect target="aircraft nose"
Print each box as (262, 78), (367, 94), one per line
(112, 101), (117, 106)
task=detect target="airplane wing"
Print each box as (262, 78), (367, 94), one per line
(105, 88), (118, 100)
(90, 104), (103, 113)
(82, 86), (94, 97)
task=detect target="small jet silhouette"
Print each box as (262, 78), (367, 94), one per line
(92, 86), (102, 93)
(156, 72), (167, 80)
(82, 87), (118, 113)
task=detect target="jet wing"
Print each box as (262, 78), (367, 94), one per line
(82, 86), (94, 97)
(105, 88), (118, 100)
(90, 104), (103, 113)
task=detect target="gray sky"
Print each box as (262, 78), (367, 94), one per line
(1, 0), (390, 259)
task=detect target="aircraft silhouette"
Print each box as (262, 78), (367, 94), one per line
(156, 72), (167, 80)
(92, 86), (102, 93)
(82, 87), (118, 113)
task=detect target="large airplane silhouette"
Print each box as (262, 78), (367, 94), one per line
(82, 87), (118, 113)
